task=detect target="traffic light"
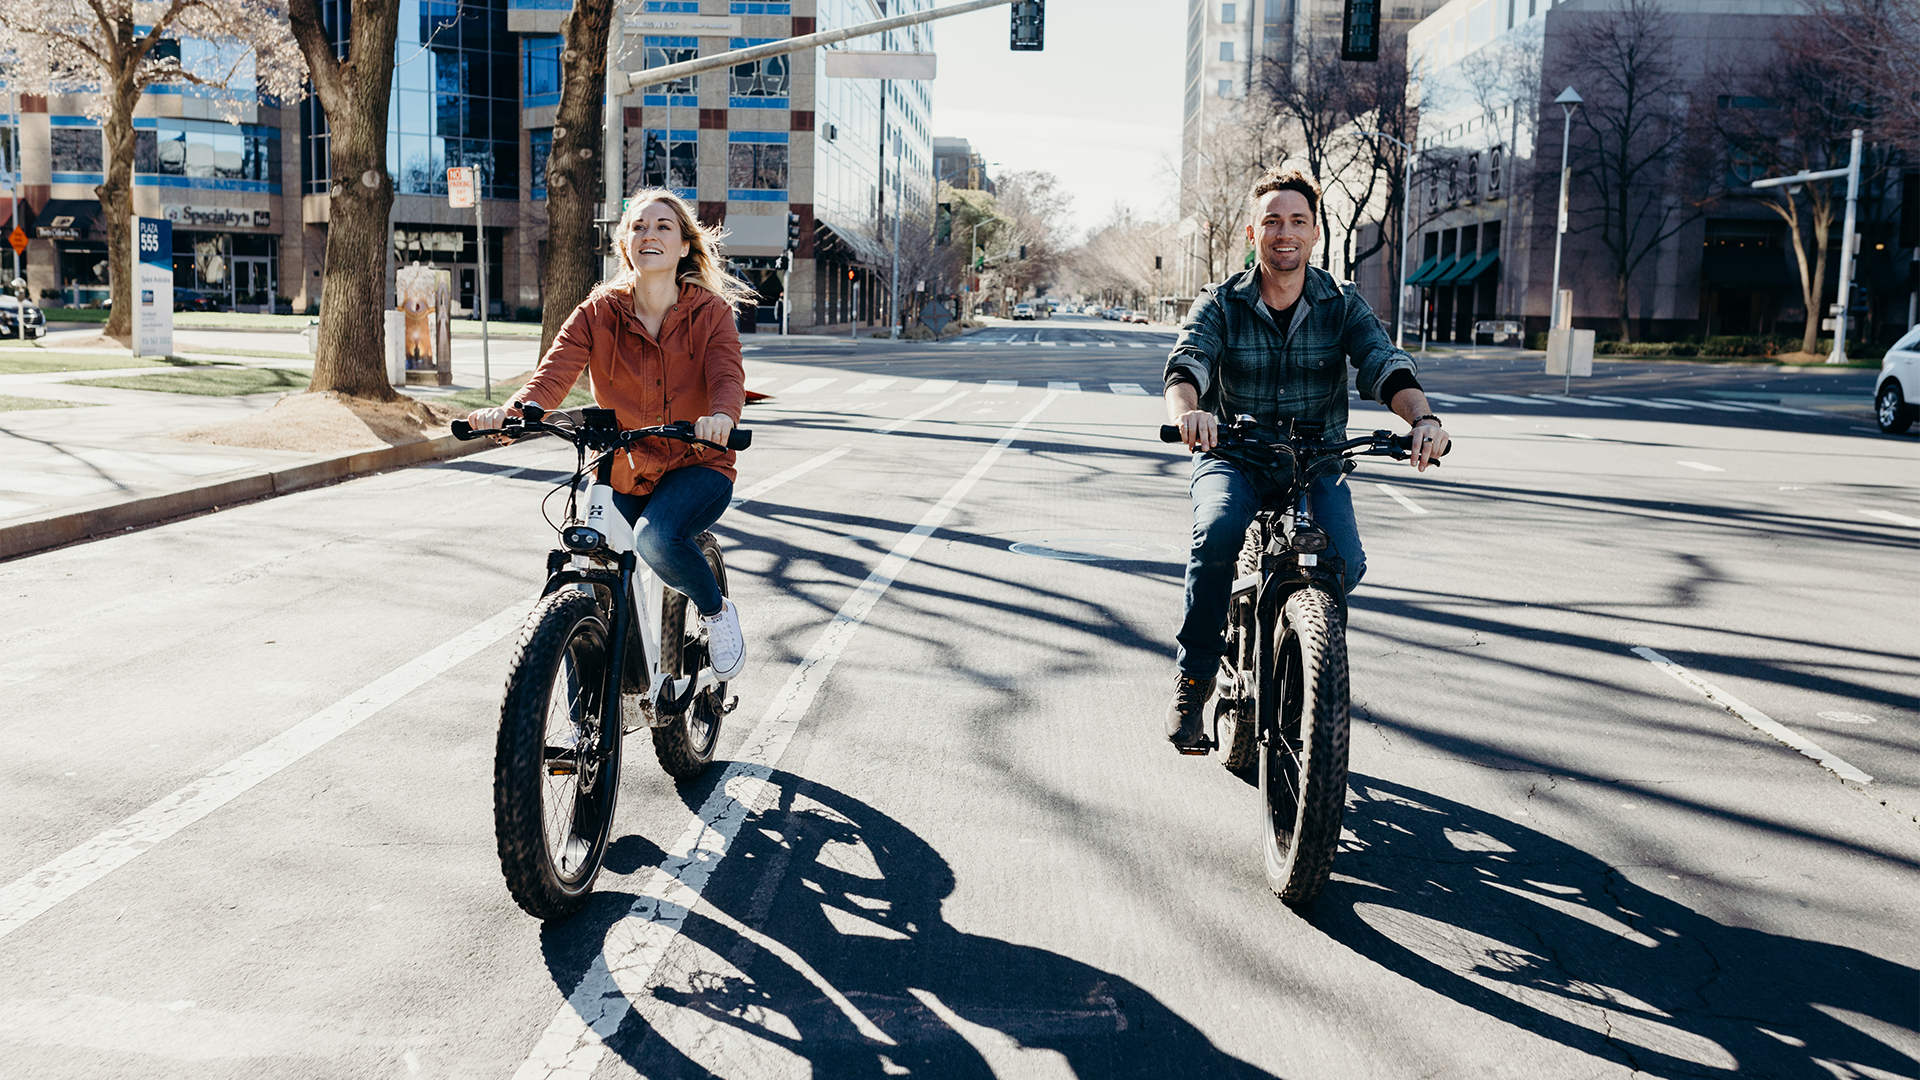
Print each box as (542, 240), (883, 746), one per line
(848, 269), (856, 281)
(1847, 282), (1870, 320)
(786, 211), (801, 251)
(1010, 0), (1044, 51)
(1340, 0), (1379, 61)
(1154, 255), (1163, 270)
(935, 203), (952, 246)
(1018, 244), (1027, 259)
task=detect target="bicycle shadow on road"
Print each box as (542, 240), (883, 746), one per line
(538, 773), (1281, 1079)
(1318, 773), (1918, 1079)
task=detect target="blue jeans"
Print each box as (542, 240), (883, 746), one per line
(610, 465), (732, 616)
(1175, 455), (1365, 679)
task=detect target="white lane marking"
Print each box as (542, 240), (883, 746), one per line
(512, 393), (1064, 1080)
(1735, 401), (1822, 416)
(1654, 397), (1754, 412)
(849, 378), (897, 394)
(780, 377), (837, 395)
(1423, 392), (1485, 405)
(476, 466), (529, 487)
(1531, 394), (1621, 407)
(1630, 647), (1872, 784)
(1039, 341), (1059, 348)
(873, 391), (970, 435)
(1676, 461), (1724, 472)
(745, 376), (777, 390)
(1109, 383), (1148, 396)
(1128, 343), (1148, 349)
(908, 988), (1080, 1078)
(0, 606), (527, 942)
(1591, 396), (1687, 410)
(983, 380), (1017, 393)
(1476, 393), (1550, 406)
(1817, 711), (1878, 724)
(1862, 508), (1920, 527)
(1047, 381), (1081, 393)
(1098, 342), (1117, 348)
(730, 445), (854, 510)
(1069, 341), (1088, 347)
(1373, 483), (1428, 515)
(913, 380), (956, 393)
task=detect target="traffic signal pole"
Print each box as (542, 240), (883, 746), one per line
(1751, 128), (1862, 365)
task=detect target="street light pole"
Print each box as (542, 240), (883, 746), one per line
(1361, 129), (1414, 349)
(890, 120), (902, 338)
(1548, 86), (1581, 337)
(1749, 127), (1863, 365)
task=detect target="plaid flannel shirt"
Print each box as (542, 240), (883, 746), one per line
(1164, 265), (1414, 440)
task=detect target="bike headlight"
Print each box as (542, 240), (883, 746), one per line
(562, 526), (604, 552)
(1289, 528), (1329, 554)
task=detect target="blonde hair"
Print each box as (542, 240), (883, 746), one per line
(596, 188), (759, 308)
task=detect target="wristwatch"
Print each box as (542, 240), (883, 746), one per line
(1412, 413), (1443, 427)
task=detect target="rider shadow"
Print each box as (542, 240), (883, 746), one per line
(544, 774), (1282, 1079)
(1319, 773), (1918, 1080)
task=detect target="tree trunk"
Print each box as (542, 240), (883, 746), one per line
(540, 0), (615, 361)
(290, 0), (403, 401)
(1805, 203), (1833, 355)
(98, 20), (140, 343)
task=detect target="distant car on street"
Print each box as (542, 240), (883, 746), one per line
(1012, 302), (1035, 321)
(1125, 310), (1149, 324)
(1876, 324), (1920, 434)
(0, 295), (47, 339)
(173, 288), (227, 313)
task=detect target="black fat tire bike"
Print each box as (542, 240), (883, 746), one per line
(454, 404), (751, 921)
(1161, 416), (1441, 907)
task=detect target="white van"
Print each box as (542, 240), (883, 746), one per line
(1877, 325), (1920, 434)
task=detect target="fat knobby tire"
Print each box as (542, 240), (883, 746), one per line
(494, 589), (616, 921)
(1263, 587), (1351, 908)
(651, 533), (729, 779)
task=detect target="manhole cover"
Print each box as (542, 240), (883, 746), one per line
(1007, 537), (1185, 562)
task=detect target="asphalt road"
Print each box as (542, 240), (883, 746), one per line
(2, 314), (1916, 1079)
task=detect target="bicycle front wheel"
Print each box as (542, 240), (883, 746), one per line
(651, 532), (729, 779)
(1260, 586), (1351, 908)
(495, 589), (620, 921)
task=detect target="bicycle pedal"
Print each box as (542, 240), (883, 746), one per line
(1172, 737), (1215, 756)
(721, 695), (739, 715)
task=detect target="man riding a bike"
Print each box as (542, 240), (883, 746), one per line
(1163, 168), (1450, 753)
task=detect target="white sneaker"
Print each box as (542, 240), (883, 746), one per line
(699, 597), (746, 681)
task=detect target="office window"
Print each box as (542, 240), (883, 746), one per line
(1218, 79), (1233, 97)
(523, 36), (561, 106)
(1222, 3), (1236, 22)
(51, 128), (103, 173)
(730, 55), (790, 98)
(1220, 41), (1235, 62)
(643, 35), (697, 103)
(641, 129), (696, 192)
(529, 128), (551, 199)
(728, 141), (788, 190)
(135, 121), (280, 183)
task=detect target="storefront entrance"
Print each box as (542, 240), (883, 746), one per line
(232, 256), (275, 310)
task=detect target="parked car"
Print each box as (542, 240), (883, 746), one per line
(173, 288), (228, 313)
(1876, 324), (1920, 434)
(0, 294), (47, 339)
(1125, 310), (1149, 324)
(1012, 302), (1035, 321)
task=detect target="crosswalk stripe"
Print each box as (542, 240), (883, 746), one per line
(780, 377), (836, 395)
(1097, 342), (1116, 348)
(1048, 381), (1081, 392)
(1129, 343), (1149, 349)
(914, 380), (956, 393)
(1656, 398), (1754, 412)
(1591, 396), (1687, 409)
(983, 380), (1017, 393)
(1040, 341), (1059, 348)
(1531, 394), (1621, 407)
(849, 378), (897, 394)
(745, 376), (777, 390)
(1476, 393), (1550, 406)
(1423, 392), (1484, 405)
(1110, 383), (1149, 396)
(1069, 342), (1088, 347)
(1723, 400), (1820, 416)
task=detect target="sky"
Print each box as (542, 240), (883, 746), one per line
(926, 0), (1186, 240)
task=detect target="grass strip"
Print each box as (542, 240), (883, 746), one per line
(0, 394), (96, 412)
(177, 347), (317, 361)
(0, 354), (201, 375)
(441, 376), (593, 412)
(72, 367), (311, 396)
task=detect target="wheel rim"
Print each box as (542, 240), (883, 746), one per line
(542, 626), (604, 884)
(1880, 389), (1899, 427)
(1264, 626), (1307, 855)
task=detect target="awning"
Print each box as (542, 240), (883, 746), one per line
(812, 218), (889, 269)
(32, 198), (100, 240)
(1437, 250), (1498, 286)
(1397, 253), (1443, 284)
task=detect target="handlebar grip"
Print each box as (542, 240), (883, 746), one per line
(451, 419), (474, 440)
(1159, 424), (1183, 443)
(727, 428), (753, 451)
(520, 401), (545, 421)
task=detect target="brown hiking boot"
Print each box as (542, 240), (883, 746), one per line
(1166, 674), (1215, 755)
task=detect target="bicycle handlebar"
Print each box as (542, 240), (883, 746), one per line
(1157, 422), (1445, 465)
(452, 403), (751, 452)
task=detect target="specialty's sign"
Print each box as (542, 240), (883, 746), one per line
(132, 216), (174, 358)
(163, 205), (271, 230)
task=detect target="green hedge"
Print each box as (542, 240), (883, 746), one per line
(1522, 331), (1887, 362)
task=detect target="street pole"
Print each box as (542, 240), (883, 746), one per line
(10, 83), (23, 335)
(890, 117), (902, 339)
(1549, 86), (1582, 394)
(477, 159), (492, 401)
(1829, 128), (1863, 365)
(603, 12), (624, 283)
(1361, 129), (1414, 349)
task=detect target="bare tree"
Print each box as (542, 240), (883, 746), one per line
(1180, 111), (1270, 286)
(1323, 41), (1414, 281)
(1560, 0), (1717, 341)
(288, 0), (402, 397)
(1803, 0), (1920, 150)
(538, 0), (617, 357)
(2, 0), (305, 343)
(990, 170), (1071, 301)
(1069, 204), (1175, 311)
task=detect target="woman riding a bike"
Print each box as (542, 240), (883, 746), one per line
(467, 188), (753, 681)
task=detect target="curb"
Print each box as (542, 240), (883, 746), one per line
(0, 432), (491, 562)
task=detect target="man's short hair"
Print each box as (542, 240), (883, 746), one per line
(1248, 169), (1320, 224)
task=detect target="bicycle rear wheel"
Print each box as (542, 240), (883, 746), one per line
(1260, 586), (1351, 908)
(495, 589), (620, 921)
(652, 532), (729, 779)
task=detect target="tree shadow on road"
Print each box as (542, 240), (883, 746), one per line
(1318, 772), (1918, 1080)
(540, 773), (1281, 1079)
